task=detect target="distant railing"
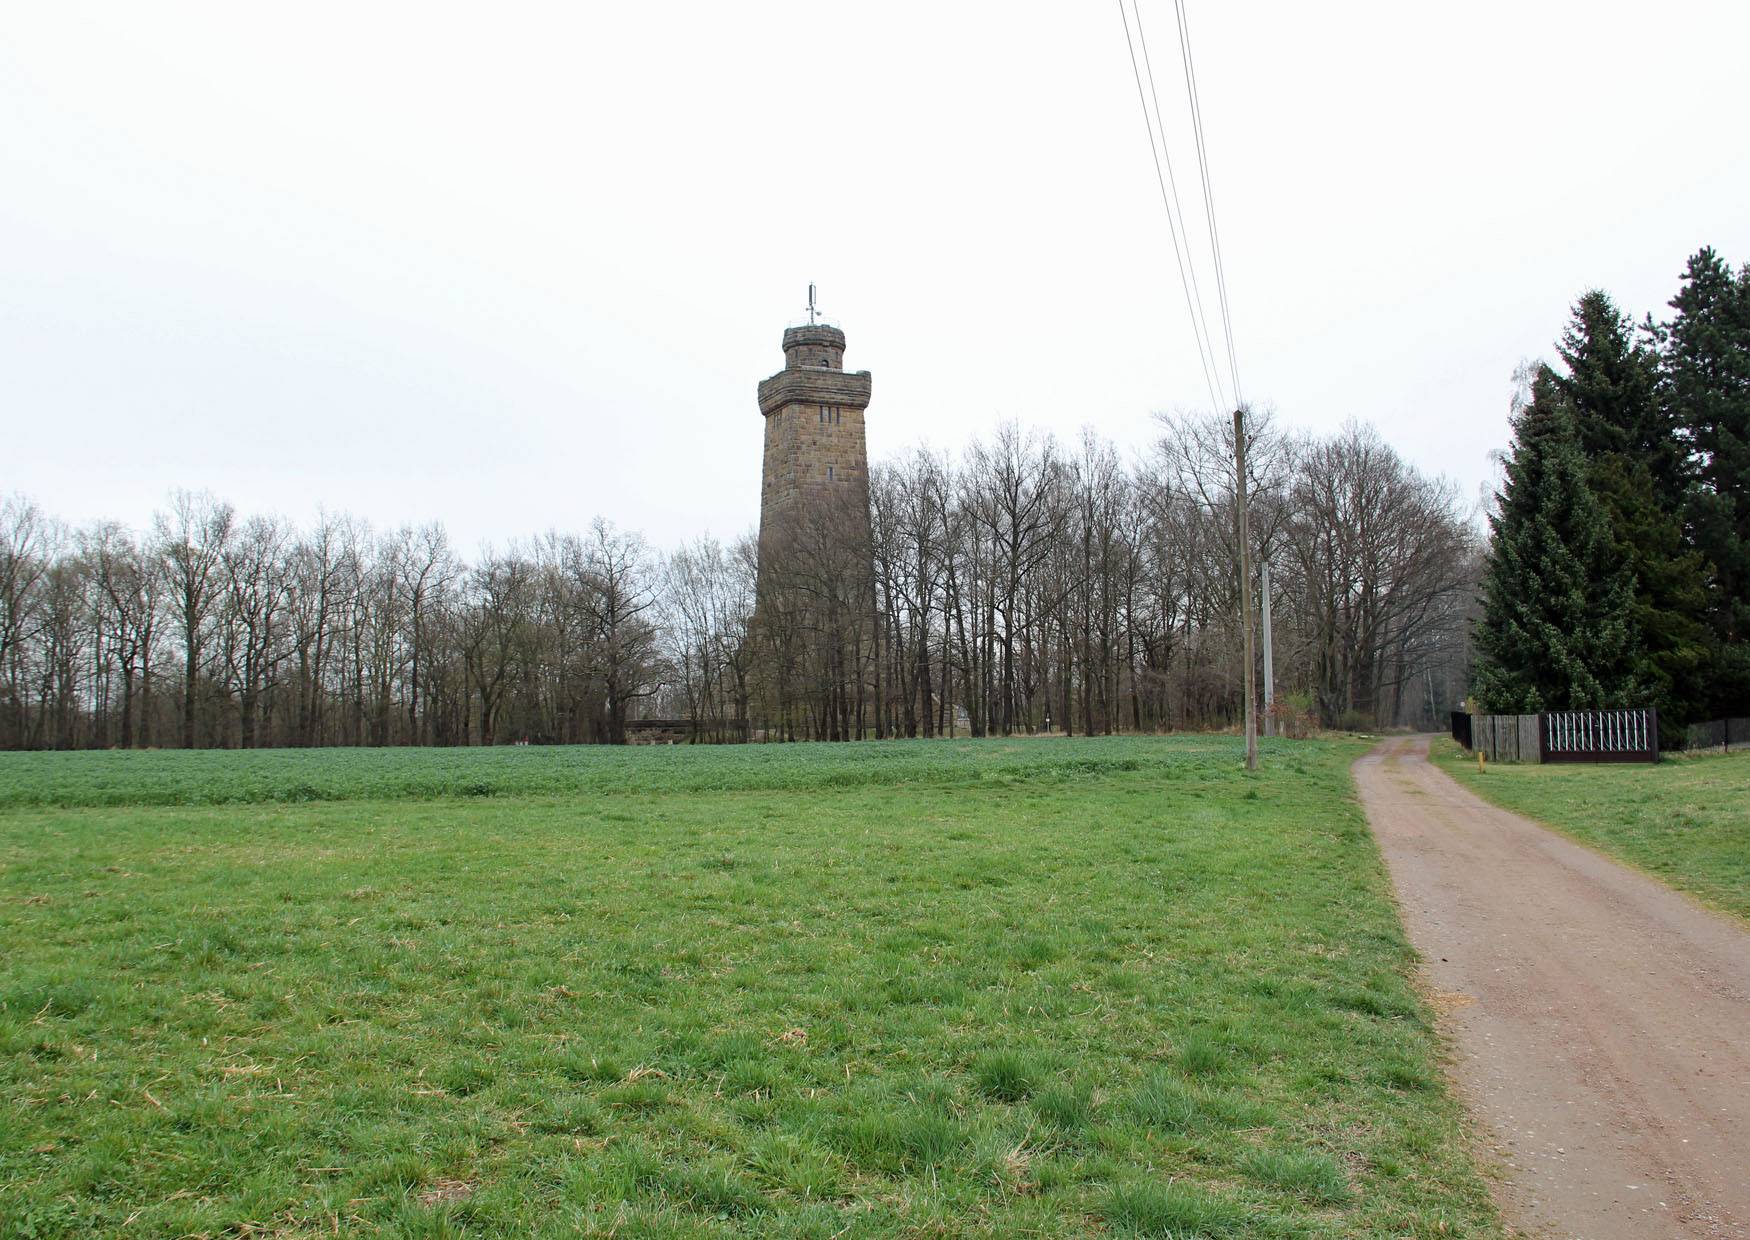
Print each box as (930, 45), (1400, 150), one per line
(1683, 717), (1750, 753)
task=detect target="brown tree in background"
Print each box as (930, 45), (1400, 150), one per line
(154, 490), (234, 750)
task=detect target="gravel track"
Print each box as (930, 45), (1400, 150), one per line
(1355, 735), (1750, 1239)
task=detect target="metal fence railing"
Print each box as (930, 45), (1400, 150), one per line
(1542, 709), (1659, 763)
(1683, 717), (1750, 753)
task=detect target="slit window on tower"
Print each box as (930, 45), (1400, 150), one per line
(828, 466), (835, 481)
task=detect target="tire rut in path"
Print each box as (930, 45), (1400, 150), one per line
(1354, 735), (1750, 1239)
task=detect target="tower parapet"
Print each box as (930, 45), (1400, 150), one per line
(781, 324), (847, 370)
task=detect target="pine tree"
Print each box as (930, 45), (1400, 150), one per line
(1658, 248), (1750, 714)
(1550, 291), (1710, 722)
(1555, 291), (1677, 484)
(1473, 368), (1643, 712)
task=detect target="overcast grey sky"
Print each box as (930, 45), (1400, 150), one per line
(6, 1), (1748, 553)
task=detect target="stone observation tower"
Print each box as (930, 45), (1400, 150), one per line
(755, 291), (873, 589)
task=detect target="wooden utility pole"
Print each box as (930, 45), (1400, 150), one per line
(1234, 408), (1258, 770)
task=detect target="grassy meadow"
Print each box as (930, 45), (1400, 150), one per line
(1, 738), (1500, 1238)
(1437, 739), (1750, 922)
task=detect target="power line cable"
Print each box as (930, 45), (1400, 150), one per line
(1171, 0), (1242, 406)
(1115, 0), (1226, 418)
(1130, 0), (1229, 412)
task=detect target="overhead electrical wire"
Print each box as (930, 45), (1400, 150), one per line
(1171, 0), (1241, 407)
(1117, 0), (1242, 414)
(1130, 0), (1227, 412)
(1115, 0), (1225, 419)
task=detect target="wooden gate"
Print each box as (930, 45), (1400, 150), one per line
(1541, 709), (1659, 763)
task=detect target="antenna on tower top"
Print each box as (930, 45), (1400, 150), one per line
(806, 283), (818, 326)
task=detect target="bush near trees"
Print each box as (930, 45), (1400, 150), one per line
(1475, 247), (1750, 725)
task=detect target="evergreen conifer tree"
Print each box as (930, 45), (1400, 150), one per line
(1658, 248), (1750, 714)
(1473, 368), (1643, 711)
(1551, 291), (1709, 722)
(1555, 292), (1667, 476)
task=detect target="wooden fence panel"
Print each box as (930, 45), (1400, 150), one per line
(1469, 713), (1537, 763)
(1518, 714), (1543, 763)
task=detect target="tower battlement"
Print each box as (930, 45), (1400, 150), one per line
(781, 324), (848, 370)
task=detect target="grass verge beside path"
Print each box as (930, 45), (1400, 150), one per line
(1436, 739), (1750, 923)
(2, 738), (1499, 1238)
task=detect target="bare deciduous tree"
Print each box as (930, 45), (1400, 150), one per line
(154, 490), (234, 749)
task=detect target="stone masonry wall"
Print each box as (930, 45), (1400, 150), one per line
(760, 400), (870, 521)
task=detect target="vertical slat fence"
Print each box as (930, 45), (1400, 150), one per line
(1540, 709), (1658, 763)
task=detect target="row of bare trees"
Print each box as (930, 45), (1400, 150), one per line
(2, 411), (1478, 749)
(733, 411), (1478, 742)
(0, 494), (667, 750)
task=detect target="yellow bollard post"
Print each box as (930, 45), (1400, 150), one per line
(1478, 750), (1486, 774)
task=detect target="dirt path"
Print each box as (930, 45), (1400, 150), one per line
(1354, 735), (1750, 1239)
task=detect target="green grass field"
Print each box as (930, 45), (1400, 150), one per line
(1437, 739), (1750, 923)
(0, 738), (1248, 809)
(1, 738), (1499, 1238)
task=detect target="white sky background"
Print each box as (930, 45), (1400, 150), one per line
(5, 1), (1749, 554)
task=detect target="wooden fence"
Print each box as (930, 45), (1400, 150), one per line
(1468, 714), (1544, 763)
(1463, 709), (1659, 764)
